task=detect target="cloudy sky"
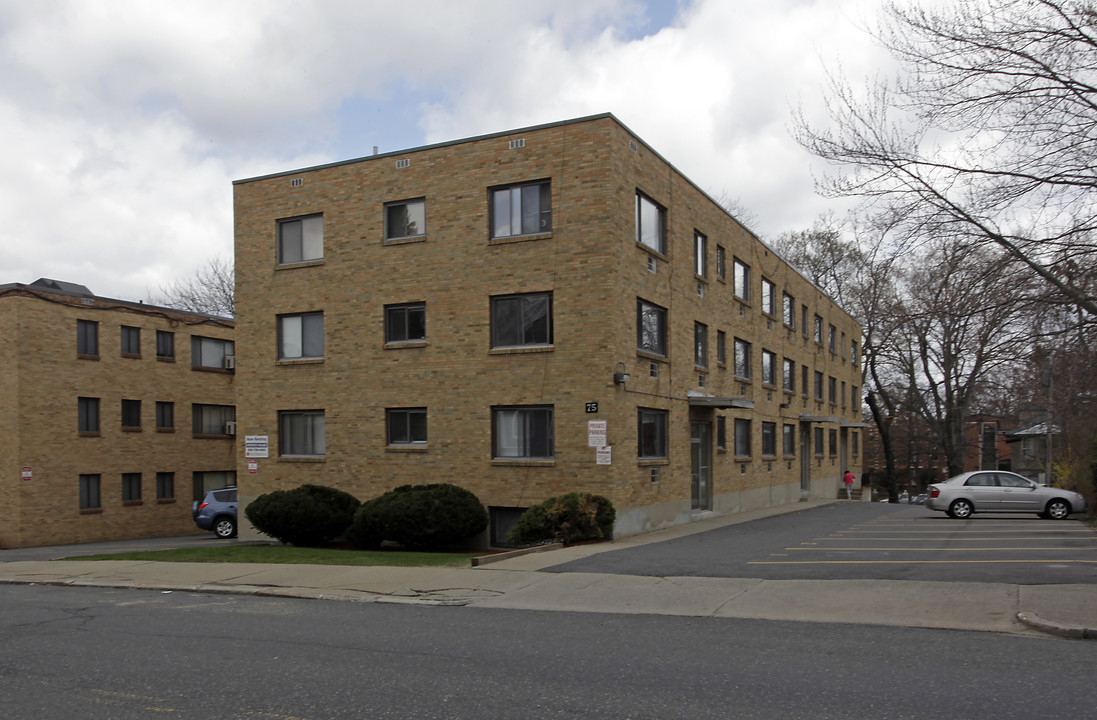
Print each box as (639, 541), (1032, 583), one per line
(1, 0), (892, 302)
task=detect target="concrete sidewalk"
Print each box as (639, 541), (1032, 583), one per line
(1, 502), (1094, 639)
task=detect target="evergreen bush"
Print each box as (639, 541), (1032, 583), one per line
(245, 484), (360, 547)
(348, 483), (488, 550)
(506, 492), (615, 545)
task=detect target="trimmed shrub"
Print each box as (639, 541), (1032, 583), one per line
(506, 493), (615, 546)
(245, 484), (360, 547)
(348, 483), (488, 550)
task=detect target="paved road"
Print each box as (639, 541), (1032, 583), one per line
(546, 503), (1097, 584)
(3, 583), (1096, 720)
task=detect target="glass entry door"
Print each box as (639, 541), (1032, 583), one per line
(691, 421), (712, 511)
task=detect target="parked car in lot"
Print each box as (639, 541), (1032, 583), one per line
(925, 471), (1087, 519)
(192, 487), (238, 538)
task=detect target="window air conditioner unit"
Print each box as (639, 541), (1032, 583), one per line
(223, 355), (236, 370)
(224, 421), (237, 435)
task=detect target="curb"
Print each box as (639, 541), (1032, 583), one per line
(1017, 612), (1097, 640)
(4, 577), (475, 606)
(470, 543), (563, 567)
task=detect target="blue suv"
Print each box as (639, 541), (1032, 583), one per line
(192, 487), (238, 538)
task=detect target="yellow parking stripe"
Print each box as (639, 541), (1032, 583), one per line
(749, 559), (1097, 565)
(785, 547), (1095, 551)
(836, 528), (1091, 533)
(816, 533), (1088, 540)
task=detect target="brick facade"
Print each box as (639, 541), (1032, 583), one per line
(0, 281), (236, 548)
(233, 114), (864, 542)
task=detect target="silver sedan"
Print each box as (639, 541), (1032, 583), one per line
(925, 471), (1087, 519)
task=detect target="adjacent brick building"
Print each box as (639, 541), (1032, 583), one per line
(232, 114), (865, 542)
(0, 279), (236, 548)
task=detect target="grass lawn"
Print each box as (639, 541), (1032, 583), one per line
(63, 544), (484, 567)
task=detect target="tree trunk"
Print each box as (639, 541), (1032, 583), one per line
(866, 392), (900, 502)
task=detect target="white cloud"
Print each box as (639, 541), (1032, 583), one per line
(417, 0), (892, 237)
(0, 0), (890, 300)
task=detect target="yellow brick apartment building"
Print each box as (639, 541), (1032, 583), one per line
(233, 114), (864, 543)
(0, 279), (236, 548)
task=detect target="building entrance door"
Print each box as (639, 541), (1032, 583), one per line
(691, 421), (712, 511)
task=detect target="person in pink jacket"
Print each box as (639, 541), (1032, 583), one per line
(843, 470), (855, 500)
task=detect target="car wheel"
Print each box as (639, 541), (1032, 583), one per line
(1045, 499), (1071, 520)
(948, 498), (974, 519)
(214, 516), (237, 538)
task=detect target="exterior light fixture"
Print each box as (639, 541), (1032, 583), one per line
(614, 361), (630, 385)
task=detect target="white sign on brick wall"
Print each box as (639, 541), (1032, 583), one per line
(245, 435), (269, 458)
(588, 421), (607, 448)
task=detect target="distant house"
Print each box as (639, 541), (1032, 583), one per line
(962, 415), (1013, 473)
(1003, 418), (1059, 483)
(0, 279), (236, 548)
(232, 113), (866, 543)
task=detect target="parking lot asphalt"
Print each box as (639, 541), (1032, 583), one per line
(1, 500), (1095, 639)
(546, 502), (1097, 585)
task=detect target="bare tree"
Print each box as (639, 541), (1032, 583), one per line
(151, 255), (235, 318)
(776, 211), (911, 499)
(794, 0), (1097, 316)
(711, 190), (760, 231)
(892, 240), (1037, 476)
(770, 212), (863, 306)
(844, 214), (914, 500)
